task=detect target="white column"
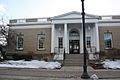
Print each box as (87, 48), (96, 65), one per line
(64, 23), (68, 53)
(80, 25), (83, 53)
(95, 23), (100, 52)
(51, 24), (55, 53)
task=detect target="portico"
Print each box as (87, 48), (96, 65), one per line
(50, 12), (100, 54)
(51, 23), (100, 54)
(51, 12), (100, 54)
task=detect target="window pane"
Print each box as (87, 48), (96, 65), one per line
(38, 33), (45, 50)
(39, 40), (43, 48)
(58, 37), (63, 48)
(86, 37), (91, 48)
(70, 31), (79, 36)
(16, 33), (24, 50)
(104, 32), (112, 49)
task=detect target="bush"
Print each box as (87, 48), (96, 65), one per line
(100, 48), (120, 60)
(12, 53), (32, 61)
(6, 52), (54, 61)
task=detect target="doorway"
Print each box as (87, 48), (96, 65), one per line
(69, 40), (80, 54)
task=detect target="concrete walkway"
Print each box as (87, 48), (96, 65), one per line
(0, 66), (120, 80)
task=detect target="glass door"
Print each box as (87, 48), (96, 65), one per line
(69, 40), (80, 54)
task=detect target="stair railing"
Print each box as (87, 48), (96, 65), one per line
(87, 46), (99, 60)
(54, 47), (65, 61)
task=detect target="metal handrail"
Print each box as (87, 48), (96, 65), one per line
(87, 46), (96, 54)
(87, 46), (100, 60)
(54, 47), (65, 60)
(63, 48), (65, 60)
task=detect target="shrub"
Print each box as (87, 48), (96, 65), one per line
(12, 53), (32, 61)
(100, 48), (120, 60)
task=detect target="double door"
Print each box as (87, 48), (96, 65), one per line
(69, 40), (80, 54)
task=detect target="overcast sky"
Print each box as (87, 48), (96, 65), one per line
(0, 0), (120, 19)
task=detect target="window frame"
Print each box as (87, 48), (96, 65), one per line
(58, 37), (63, 48)
(86, 36), (91, 48)
(104, 32), (113, 49)
(37, 33), (46, 50)
(69, 30), (79, 37)
(16, 33), (24, 50)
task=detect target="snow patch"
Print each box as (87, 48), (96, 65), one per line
(102, 60), (120, 69)
(90, 74), (99, 80)
(0, 60), (61, 69)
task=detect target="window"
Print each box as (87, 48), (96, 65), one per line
(86, 36), (91, 48)
(104, 32), (113, 49)
(69, 30), (79, 36)
(58, 37), (63, 48)
(38, 33), (45, 50)
(16, 33), (24, 50)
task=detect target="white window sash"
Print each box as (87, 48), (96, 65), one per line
(37, 34), (45, 50)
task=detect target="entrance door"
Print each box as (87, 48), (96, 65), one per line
(69, 40), (80, 54)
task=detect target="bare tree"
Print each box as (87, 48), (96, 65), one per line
(0, 24), (9, 60)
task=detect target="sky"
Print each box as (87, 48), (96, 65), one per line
(0, 0), (120, 19)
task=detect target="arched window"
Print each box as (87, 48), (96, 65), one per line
(69, 30), (79, 36)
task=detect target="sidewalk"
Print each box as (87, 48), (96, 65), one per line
(0, 66), (120, 79)
(1, 75), (120, 80)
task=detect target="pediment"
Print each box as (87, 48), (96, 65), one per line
(52, 11), (99, 19)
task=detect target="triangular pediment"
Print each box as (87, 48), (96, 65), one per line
(52, 11), (99, 19)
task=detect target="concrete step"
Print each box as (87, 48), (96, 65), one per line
(64, 54), (84, 66)
(64, 59), (83, 66)
(64, 63), (83, 66)
(65, 54), (83, 59)
(64, 59), (83, 63)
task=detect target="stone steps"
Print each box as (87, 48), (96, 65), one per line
(64, 54), (84, 66)
(65, 54), (83, 59)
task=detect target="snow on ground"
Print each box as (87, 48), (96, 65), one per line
(0, 60), (61, 69)
(102, 60), (120, 69)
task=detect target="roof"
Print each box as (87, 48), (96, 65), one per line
(52, 11), (100, 19)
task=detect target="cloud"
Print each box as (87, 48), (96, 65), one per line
(2, 0), (120, 18)
(0, 4), (6, 15)
(85, 0), (120, 15)
(36, 0), (81, 17)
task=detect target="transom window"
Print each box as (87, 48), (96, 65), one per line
(104, 32), (113, 49)
(38, 33), (46, 50)
(16, 33), (24, 50)
(69, 30), (79, 36)
(86, 36), (91, 48)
